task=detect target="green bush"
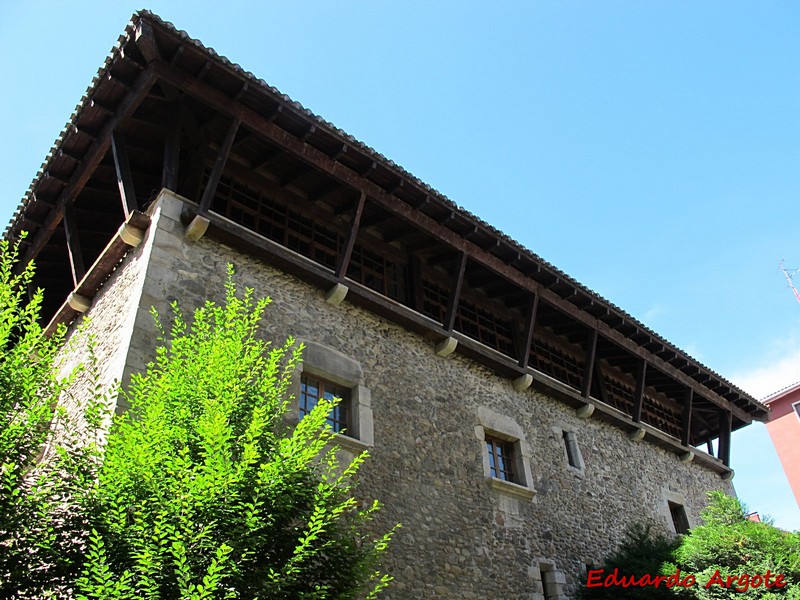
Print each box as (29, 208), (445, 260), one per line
(580, 491), (800, 599)
(579, 523), (680, 600)
(0, 237), (105, 599)
(1, 241), (394, 598)
(76, 267), (396, 599)
(672, 491), (800, 599)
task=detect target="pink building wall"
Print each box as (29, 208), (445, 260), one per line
(764, 383), (800, 508)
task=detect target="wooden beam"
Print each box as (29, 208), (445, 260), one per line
(252, 147), (281, 171)
(162, 102), (181, 190)
(281, 164), (311, 187)
(12, 63), (157, 272)
(198, 117), (240, 213)
(169, 45), (184, 67)
(45, 211), (150, 336)
(197, 61), (211, 81)
(151, 62), (754, 424)
(360, 161), (377, 178)
(134, 20), (161, 63)
(234, 82), (249, 102)
(681, 388), (693, 447)
(89, 99), (115, 116)
(300, 124), (316, 142)
(593, 364), (611, 406)
(443, 252), (468, 332)
(62, 206), (85, 286)
(334, 192), (366, 280)
(581, 328), (598, 399)
(18, 64), (157, 269)
(518, 294), (539, 369)
(718, 410), (732, 466)
(632, 358), (647, 423)
(360, 211), (392, 228)
(111, 131), (137, 218)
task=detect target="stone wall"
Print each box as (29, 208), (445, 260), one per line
(54, 199), (163, 426)
(62, 191), (735, 599)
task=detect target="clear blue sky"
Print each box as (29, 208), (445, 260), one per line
(2, 1), (799, 529)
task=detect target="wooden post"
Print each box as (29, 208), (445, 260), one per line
(334, 192), (366, 280)
(111, 131), (137, 218)
(198, 118), (240, 214)
(518, 293), (539, 369)
(162, 103), (181, 190)
(410, 255), (425, 313)
(718, 410), (732, 466)
(681, 388), (693, 447)
(592, 366), (610, 405)
(632, 358), (647, 423)
(581, 329), (598, 398)
(443, 252), (467, 332)
(63, 206), (85, 286)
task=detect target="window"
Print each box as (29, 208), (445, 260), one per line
(476, 407), (535, 500)
(669, 501), (690, 534)
(300, 374), (350, 434)
(793, 400), (800, 421)
(486, 435), (516, 482)
(291, 340), (374, 452)
(563, 430), (582, 469)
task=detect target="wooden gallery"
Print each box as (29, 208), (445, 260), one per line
(4, 12), (768, 599)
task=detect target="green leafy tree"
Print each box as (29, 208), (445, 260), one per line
(77, 267), (395, 599)
(0, 237), (105, 599)
(579, 523), (680, 600)
(671, 491), (800, 599)
(580, 492), (800, 599)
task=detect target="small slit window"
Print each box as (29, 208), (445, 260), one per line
(563, 430), (581, 469)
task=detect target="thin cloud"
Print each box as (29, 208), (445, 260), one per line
(730, 349), (800, 400)
(642, 304), (668, 323)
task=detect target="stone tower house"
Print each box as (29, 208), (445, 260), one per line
(4, 12), (768, 598)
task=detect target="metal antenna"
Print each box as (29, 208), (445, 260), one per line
(780, 259), (800, 304)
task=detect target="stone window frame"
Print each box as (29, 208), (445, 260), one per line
(475, 406), (535, 501)
(289, 340), (373, 454)
(793, 400), (800, 422)
(661, 489), (691, 535)
(532, 560), (567, 600)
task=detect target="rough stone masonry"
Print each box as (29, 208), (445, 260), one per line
(55, 189), (733, 599)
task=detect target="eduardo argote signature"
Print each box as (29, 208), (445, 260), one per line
(586, 567), (787, 593)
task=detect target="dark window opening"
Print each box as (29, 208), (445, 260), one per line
(669, 501), (690, 534)
(563, 431), (581, 468)
(539, 563), (557, 600)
